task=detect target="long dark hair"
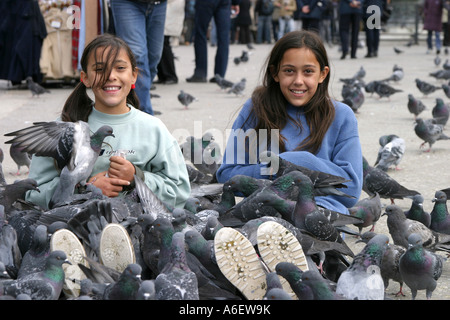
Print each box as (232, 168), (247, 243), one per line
(248, 30), (334, 154)
(61, 33), (140, 122)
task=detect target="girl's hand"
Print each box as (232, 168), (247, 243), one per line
(108, 156), (136, 183)
(88, 171), (131, 197)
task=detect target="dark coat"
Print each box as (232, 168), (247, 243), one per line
(423, 0), (443, 31)
(236, 0), (253, 26)
(298, 0), (325, 19)
(338, 0), (364, 15)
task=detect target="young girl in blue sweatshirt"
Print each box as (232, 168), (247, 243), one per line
(216, 30), (363, 214)
(26, 34), (190, 210)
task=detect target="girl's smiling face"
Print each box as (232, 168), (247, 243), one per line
(273, 47), (329, 107)
(81, 47), (137, 114)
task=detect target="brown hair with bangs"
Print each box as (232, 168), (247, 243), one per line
(61, 33), (140, 122)
(247, 30), (334, 154)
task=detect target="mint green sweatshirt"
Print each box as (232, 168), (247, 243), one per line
(26, 106), (191, 210)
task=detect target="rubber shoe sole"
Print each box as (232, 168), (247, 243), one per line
(99, 223), (135, 273)
(214, 227), (267, 300)
(50, 228), (88, 298)
(257, 221), (309, 299)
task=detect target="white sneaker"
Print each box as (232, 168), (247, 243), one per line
(214, 227), (267, 300)
(99, 223), (135, 273)
(257, 221), (309, 299)
(50, 228), (88, 298)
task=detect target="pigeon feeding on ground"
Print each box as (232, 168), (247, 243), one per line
(407, 94), (426, 119)
(4, 121), (114, 209)
(25, 76), (50, 97)
(394, 47), (403, 54)
(348, 192), (382, 234)
(336, 234), (389, 300)
(414, 118), (450, 152)
(177, 90), (197, 109)
(9, 142), (31, 176)
(383, 65), (404, 83)
(228, 78), (246, 96)
(415, 78), (442, 96)
(214, 74), (234, 90)
(374, 81), (403, 99)
(374, 134), (405, 171)
(399, 233), (445, 300)
(430, 190), (450, 235)
(362, 157), (420, 204)
(432, 98), (450, 126)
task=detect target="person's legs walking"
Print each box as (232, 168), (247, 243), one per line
(213, 0), (231, 78)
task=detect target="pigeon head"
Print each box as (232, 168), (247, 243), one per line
(407, 233), (423, 248)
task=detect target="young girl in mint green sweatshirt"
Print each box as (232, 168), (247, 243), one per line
(26, 34), (190, 210)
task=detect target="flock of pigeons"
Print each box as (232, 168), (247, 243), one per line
(1, 45), (450, 301)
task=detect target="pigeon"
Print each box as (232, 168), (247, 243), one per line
(102, 263), (142, 300)
(374, 134), (405, 171)
(407, 94), (426, 119)
(394, 47), (403, 54)
(362, 157), (420, 204)
(434, 55), (442, 67)
(9, 142), (31, 176)
(136, 280), (156, 300)
(275, 261), (312, 300)
(177, 90), (198, 109)
(414, 118), (450, 152)
(4, 121), (114, 209)
(444, 59), (450, 70)
(25, 76), (50, 97)
(342, 84), (365, 113)
(374, 81), (403, 99)
(228, 78), (246, 96)
(214, 74), (234, 90)
(263, 286), (293, 300)
(430, 190), (450, 234)
(348, 192), (382, 234)
(415, 78), (441, 96)
(16, 225), (50, 279)
(179, 133), (220, 177)
(442, 83), (450, 98)
(240, 50), (249, 62)
(0, 178), (40, 215)
(154, 232), (199, 300)
(432, 98), (450, 126)
(399, 233), (445, 300)
(336, 234), (389, 300)
(299, 269), (344, 300)
(357, 231), (406, 297)
(383, 204), (450, 252)
(0, 250), (70, 300)
(383, 65), (404, 82)
(0, 148), (5, 186)
(0, 205), (22, 278)
(405, 194), (431, 228)
(429, 69), (450, 80)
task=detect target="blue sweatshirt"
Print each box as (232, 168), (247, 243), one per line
(216, 99), (363, 214)
(26, 105), (191, 210)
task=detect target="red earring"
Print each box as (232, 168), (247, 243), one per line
(80, 78), (83, 83)
(131, 84), (136, 89)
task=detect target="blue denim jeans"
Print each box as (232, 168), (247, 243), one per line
(193, 0), (231, 78)
(256, 15), (272, 44)
(427, 30), (442, 51)
(110, 0), (167, 115)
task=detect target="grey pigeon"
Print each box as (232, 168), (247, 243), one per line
(9, 142), (31, 176)
(430, 190), (450, 234)
(383, 65), (404, 82)
(228, 78), (246, 96)
(393, 47), (403, 54)
(442, 83), (450, 98)
(16, 225), (50, 279)
(358, 231), (406, 297)
(407, 94), (426, 119)
(414, 118), (450, 152)
(275, 261), (312, 299)
(136, 280), (156, 300)
(179, 133), (220, 177)
(374, 134), (405, 171)
(429, 69), (450, 80)
(444, 59), (450, 70)
(348, 192), (382, 234)
(405, 194), (431, 228)
(336, 234), (389, 300)
(25, 76), (50, 97)
(415, 78), (441, 96)
(374, 81), (403, 99)
(0, 205), (22, 278)
(4, 121), (114, 209)
(177, 90), (197, 109)
(364, 80), (380, 96)
(342, 83), (365, 113)
(383, 204), (450, 252)
(0, 250), (70, 300)
(214, 74), (234, 90)
(240, 50), (249, 62)
(362, 157), (419, 204)
(300, 270), (344, 300)
(432, 98), (450, 126)
(154, 232), (199, 300)
(102, 263), (142, 300)
(434, 55), (441, 66)
(399, 233), (445, 300)
(0, 178), (40, 215)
